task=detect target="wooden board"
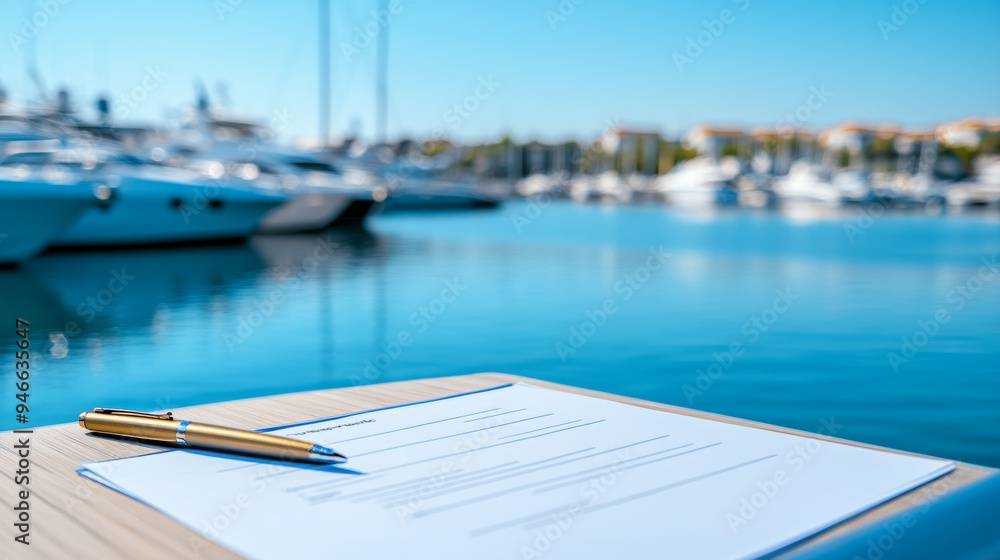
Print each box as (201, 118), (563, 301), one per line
(2, 373), (994, 559)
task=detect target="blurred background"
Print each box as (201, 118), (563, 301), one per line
(1, 0), (998, 467)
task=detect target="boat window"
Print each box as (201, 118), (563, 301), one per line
(115, 154), (146, 166)
(0, 152), (51, 165)
(289, 160), (340, 174)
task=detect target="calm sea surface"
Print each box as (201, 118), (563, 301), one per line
(4, 201), (1000, 467)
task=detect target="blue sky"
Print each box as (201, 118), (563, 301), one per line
(0, 0), (997, 143)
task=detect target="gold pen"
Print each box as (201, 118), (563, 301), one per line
(78, 408), (347, 464)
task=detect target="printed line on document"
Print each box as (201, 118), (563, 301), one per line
(352, 413), (556, 457)
(463, 408), (527, 422)
(471, 454), (779, 536)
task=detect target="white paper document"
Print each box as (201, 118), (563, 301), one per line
(79, 384), (952, 559)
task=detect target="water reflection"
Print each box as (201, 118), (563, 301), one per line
(0, 267), (71, 343)
(250, 230), (388, 379)
(24, 243), (268, 345)
(250, 229), (385, 269)
(3, 204), (999, 469)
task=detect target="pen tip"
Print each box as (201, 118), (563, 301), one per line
(309, 444), (348, 464)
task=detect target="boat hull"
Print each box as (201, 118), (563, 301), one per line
(946, 183), (1000, 209)
(257, 192), (376, 233)
(385, 192), (498, 211)
(54, 177), (285, 247)
(665, 188), (731, 208)
(383, 178), (499, 211)
(0, 183), (96, 265)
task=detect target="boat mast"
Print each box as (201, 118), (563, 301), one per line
(0, 44), (5, 104)
(318, 0), (331, 147)
(376, 0), (388, 145)
(23, 3), (45, 101)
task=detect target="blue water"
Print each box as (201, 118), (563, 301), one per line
(4, 201), (1000, 467)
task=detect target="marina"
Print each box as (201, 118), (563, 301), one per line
(0, 74), (998, 477)
(3, 201), (998, 468)
(1, 95), (999, 264)
(1, 1), (998, 557)
(1, 90), (998, 474)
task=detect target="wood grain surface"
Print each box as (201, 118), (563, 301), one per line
(1, 373), (994, 559)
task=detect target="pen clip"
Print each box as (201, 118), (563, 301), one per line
(92, 408), (174, 420)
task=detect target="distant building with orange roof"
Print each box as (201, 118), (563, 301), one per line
(685, 125), (746, 160)
(601, 128), (661, 174)
(936, 117), (1000, 148)
(819, 123), (898, 153)
(751, 128), (818, 141)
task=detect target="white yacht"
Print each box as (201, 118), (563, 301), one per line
(159, 114), (388, 232)
(61, 164), (285, 246)
(516, 172), (567, 198)
(0, 165), (99, 265)
(382, 178), (500, 210)
(873, 172), (949, 208)
(567, 171), (632, 204)
(0, 141), (286, 247)
(376, 159), (500, 211)
(259, 151), (387, 232)
(770, 162), (842, 206)
(328, 145), (499, 211)
(169, 143), (387, 233)
(831, 170), (874, 204)
(946, 160), (1000, 209)
(655, 157), (740, 208)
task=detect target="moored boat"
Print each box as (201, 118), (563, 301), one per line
(0, 167), (100, 265)
(157, 123), (388, 232)
(771, 162), (841, 206)
(655, 157), (740, 208)
(55, 161), (286, 247)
